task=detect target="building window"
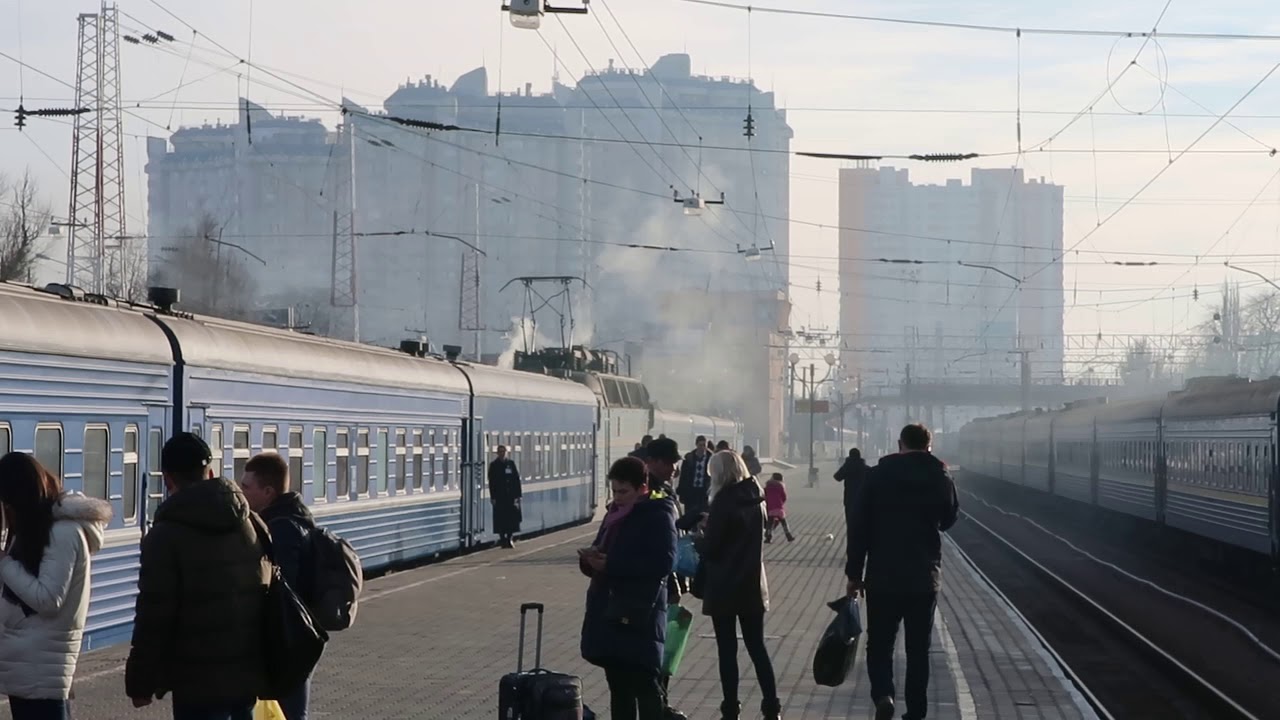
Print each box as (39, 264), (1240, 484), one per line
(35, 425), (63, 478)
(83, 426), (109, 500)
(123, 425), (139, 521)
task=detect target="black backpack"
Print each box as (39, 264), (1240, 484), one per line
(303, 525), (363, 632)
(252, 516), (328, 700)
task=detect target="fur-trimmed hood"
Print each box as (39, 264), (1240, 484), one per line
(52, 492), (112, 554)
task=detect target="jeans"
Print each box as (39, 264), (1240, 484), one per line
(866, 590), (938, 720)
(710, 612), (778, 706)
(8, 697), (70, 720)
(170, 697), (256, 720)
(279, 678), (311, 720)
(603, 665), (664, 720)
(765, 517), (793, 541)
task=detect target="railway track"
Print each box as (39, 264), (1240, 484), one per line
(950, 515), (1268, 719)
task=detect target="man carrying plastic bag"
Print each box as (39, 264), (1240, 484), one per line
(812, 596), (862, 687)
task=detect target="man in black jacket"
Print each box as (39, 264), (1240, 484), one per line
(833, 447), (868, 535)
(676, 436), (711, 519)
(126, 433), (272, 719)
(639, 437), (691, 720)
(846, 424), (959, 720)
(487, 445), (522, 548)
(240, 452), (316, 720)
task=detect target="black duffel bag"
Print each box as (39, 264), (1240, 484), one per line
(812, 596), (862, 687)
(253, 517), (329, 699)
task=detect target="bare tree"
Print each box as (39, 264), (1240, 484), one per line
(0, 171), (52, 283)
(1239, 291), (1280, 378)
(150, 213), (257, 320)
(104, 235), (150, 303)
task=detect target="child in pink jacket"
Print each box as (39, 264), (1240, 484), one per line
(763, 472), (795, 543)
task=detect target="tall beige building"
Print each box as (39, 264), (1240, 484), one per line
(837, 166), (1064, 427)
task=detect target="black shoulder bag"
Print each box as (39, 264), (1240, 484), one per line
(253, 516), (329, 700)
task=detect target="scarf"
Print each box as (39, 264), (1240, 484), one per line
(598, 500), (637, 552)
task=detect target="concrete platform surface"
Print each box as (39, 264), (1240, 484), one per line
(41, 463), (1097, 720)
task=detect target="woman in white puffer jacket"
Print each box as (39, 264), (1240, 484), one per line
(0, 452), (111, 720)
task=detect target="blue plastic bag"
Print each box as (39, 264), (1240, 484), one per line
(675, 535), (699, 578)
(812, 596), (863, 687)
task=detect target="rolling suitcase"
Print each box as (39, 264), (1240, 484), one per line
(498, 602), (583, 720)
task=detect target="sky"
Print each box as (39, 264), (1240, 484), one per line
(5, 0), (1280, 346)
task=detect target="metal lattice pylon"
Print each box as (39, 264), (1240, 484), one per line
(330, 112), (359, 341)
(66, 4), (126, 294)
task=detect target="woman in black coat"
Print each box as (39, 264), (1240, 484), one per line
(695, 450), (782, 720)
(579, 457), (677, 720)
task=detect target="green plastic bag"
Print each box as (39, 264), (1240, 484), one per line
(663, 604), (694, 677)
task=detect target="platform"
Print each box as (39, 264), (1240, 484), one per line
(51, 463), (1097, 719)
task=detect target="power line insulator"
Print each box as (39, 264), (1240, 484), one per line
(743, 111), (755, 138)
(156, 30), (175, 42)
(14, 103), (26, 131)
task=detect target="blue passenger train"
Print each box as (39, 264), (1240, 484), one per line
(956, 375), (1280, 565)
(0, 282), (737, 649)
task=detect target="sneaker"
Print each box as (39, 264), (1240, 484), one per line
(874, 697), (895, 720)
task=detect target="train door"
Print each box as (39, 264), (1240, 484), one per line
(1270, 414), (1279, 566)
(460, 417), (487, 547)
(142, 404), (172, 535)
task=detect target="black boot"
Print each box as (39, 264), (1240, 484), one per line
(719, 700), (741, 720)
(762, 697), (783, 720)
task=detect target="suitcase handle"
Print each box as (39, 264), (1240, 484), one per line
(517, 602), (545, 672)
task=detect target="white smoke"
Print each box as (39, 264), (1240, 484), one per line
(496, 316), (559, 370)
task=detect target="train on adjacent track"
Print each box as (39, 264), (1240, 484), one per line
(956, 375), (1280, 566)
(0, 282), (740, 649)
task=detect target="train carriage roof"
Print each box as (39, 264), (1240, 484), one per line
(1163, 376), (1280, 421)
(462, 362), (598, 406)
(0, 283), (172, 365)
(152, 313), (471, 393)
(1091, 395), (1164, 424)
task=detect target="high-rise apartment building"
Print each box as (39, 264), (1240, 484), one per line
(837, 166), (1064, 424)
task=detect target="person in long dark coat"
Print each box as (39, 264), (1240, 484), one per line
(834, 448), (868, 535)
(695, 450), (781, 720)
(488, 445), (522, 548)
(579, 457), (677, 720)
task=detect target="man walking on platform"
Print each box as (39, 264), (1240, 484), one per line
(676, 436), (711, 519)
(846, 424), (959, 720)
(488, 445), (522, 548)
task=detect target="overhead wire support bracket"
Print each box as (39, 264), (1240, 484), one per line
(503, 0), (590, 30)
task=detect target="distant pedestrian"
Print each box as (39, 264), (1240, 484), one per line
(847, 424), (959, 720)
(126, 432), (272, 720)
(488, 445), (522, 548)
(579, 457), (677, 720)
(714, 440), (730, 452)
(696, 450), (782, 720)
(762, 473), (794, 544)
(677, 436), (712, 519)
(833, 448), (868, 534)
(0, 453), (111, 720)
(629, 435), (654, 459)
(239, 452), (315, 720)
(741, 446), (763, 478)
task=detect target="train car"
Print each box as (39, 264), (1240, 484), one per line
(1092, 396), (1164, 521)
(466, 363), (599, 537)
(1160, 376), (1280, 555)
(0, 284), (174, 649)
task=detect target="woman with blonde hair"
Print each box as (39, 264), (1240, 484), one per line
(695, 450), (781, 720)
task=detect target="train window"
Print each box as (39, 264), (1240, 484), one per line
(427, 441), (437, 492)
(442, 434), (452, 491)
(603, 380), (623, 407)
(34, 425), (63, 478)
(335, 428), (350, 499)
(412, 431), (423, 491)
(147, 429), (164, 520)
(375, 430), (389, 495)
(83, 426), (109, 501)
(123, 425), (139, 522)
(209, 425), (223, 479)
(396, 429), (408, 492)
(288, 429), (304, 492)
(313, 429), (328, 503)
(357, 430), (371, 496)
(233, 427), (251, 479)
(263, 428), (278, 453)
(0, 424), (8, 455)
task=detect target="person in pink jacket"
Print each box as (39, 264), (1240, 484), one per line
(763, 473), (795, 543)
